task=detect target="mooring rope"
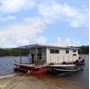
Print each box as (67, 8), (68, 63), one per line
(7, 73), (27, 89)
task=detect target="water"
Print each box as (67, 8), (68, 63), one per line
(0, 55), (89, 89)
(0, 56), (30, 76)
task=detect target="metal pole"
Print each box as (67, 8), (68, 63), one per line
(29, 48), (31, 64)
(26, 47), (30, 63)
(19, 48), (22, 64)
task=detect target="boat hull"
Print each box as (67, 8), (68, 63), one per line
(48, 64), (84, 74)
(27, 68), (48, 75)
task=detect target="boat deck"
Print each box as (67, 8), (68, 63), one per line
(14, 63), (48, 74)
(14, 63), (47, 68)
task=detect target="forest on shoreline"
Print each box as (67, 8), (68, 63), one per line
(0, 46), (89, 56)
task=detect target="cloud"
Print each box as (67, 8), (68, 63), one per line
(0, 0), (88, 47)
(0, 17), (46, 48)
(0, 0), (88, 27)
(38, 0), (62, 24)
(38, 0), (88, 27)
(0, 16), (16, 22)
(62, 4), (88, 27)
(53, 37), (81, 47)
(0, 0), (35, 13)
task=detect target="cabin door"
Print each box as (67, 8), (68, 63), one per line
(31, 54), (34, 63)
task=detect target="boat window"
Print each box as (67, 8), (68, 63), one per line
(73, 54), (76, 56)
(73, 50), (76, 52)
(50, 49), (59, 53)
(50, 49), (54, 53)
(55, 50), (59, 53)
(66, 50), (69, 54)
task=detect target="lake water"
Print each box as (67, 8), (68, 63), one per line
(0, 56), (30, 76)
(0, 55), (89, 89)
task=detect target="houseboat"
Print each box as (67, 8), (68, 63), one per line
(14, 44), (85, 74)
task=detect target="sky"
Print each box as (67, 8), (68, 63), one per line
(0, 0), (89, 48)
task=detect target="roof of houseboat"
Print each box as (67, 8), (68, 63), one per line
(18, 44), (79, 50)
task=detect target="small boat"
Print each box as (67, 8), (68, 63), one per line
(48, 59), (85, 73)
(48, 64), (83, 72)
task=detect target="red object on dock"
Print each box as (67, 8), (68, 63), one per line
(27, 68), (48, 75)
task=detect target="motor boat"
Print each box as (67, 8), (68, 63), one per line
(48, 59), (85, 73)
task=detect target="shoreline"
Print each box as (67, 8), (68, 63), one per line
(0, 73), (17, 79)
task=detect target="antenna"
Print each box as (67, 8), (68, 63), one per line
(67, 43), (69, 48)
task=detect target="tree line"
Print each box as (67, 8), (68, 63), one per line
(0, 48), (30, 56)
(0, 46), (89, 56)
(78, 46), (89, 54)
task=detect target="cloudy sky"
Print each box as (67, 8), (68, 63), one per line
(0, 0), (89, 48)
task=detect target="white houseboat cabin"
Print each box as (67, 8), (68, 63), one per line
(19, 44), (79, 65)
